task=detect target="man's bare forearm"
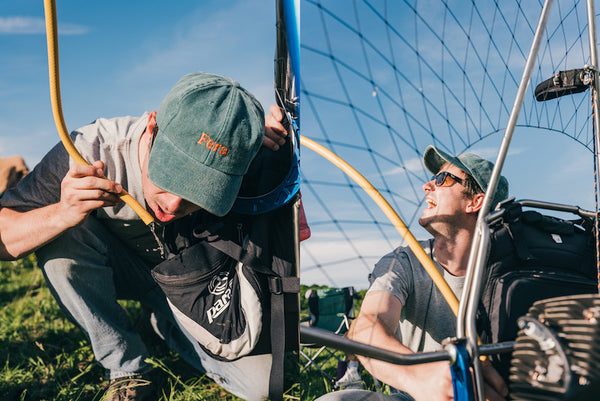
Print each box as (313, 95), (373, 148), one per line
(351, 311), (416, 389)
(0, 205), (71, 260)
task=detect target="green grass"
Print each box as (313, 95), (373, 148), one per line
(0, 256), (255, 400)
(0, 257), (384, 400)
(298, 285), (390, 401)
(298, 337), (391, 400)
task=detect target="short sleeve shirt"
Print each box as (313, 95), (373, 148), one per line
(368, 239), (465, 352)
(0, 113), (164, 264)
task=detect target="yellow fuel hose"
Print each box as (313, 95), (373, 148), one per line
(300, 135), (459, 316)
(43, 0), (154, 225)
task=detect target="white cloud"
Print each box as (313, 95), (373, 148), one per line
(0, 17), (44, 34)
(0, 16), (89, 35)
(381, 155), (423, 176)
(299, 223), (420, 289)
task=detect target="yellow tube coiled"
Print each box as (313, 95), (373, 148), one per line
(43, 0), (154, 225)
(300, 135), (460, 316)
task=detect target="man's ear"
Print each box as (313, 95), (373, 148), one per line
(466, 192), (485, 214)
(146, 111), (158, 144)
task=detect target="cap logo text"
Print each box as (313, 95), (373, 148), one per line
(198, 132), (229, 156)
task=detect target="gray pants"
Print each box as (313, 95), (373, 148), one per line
(36, 215), (271, 401)
(315, 390), (414, 401)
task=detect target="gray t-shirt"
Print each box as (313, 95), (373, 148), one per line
(0, 113), (164, 264)
(368, 239), (464, 352)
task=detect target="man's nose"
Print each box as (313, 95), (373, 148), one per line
(162, 194), (184, 214)
(423, 179), (436, 192)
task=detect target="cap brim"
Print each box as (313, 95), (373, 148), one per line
(423, 145), (509, 208)
(148, 133), (242, 217)
(423, 145), (469, 175)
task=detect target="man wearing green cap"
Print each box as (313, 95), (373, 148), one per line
(317, 146), (509, 401)
(0, 72), (288, 401)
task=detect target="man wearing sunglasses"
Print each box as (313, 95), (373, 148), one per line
(318, 146), (509, 401)
(0, 72), (288, 401)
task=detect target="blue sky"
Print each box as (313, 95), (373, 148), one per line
(0, 0), (277, 167)
(298, 0), (599, 288)
(1, 1), (598, 290)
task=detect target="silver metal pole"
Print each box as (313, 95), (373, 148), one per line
(457, 1), (555, 399)
(587, 0), (600, 193)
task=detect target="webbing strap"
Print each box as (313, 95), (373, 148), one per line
(204, 230), (298, 401)
(207, 236), (275, 277)
(269, 291), (285, 399)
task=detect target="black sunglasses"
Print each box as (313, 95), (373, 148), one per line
(431, 171), (464, 187)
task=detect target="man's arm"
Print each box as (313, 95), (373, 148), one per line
(0, 160), (122, 260)
(352, 290), (455, 401)
(353, 290), (508, 401)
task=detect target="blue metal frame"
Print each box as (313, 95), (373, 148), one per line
(232, 0), (300, 215)
(449, 341), (475, 401)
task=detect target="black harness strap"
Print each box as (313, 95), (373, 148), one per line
(203, 225), (299, 401)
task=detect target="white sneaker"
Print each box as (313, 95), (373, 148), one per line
(334, 365), (363, 390)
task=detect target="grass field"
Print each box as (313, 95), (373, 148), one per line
(298, 287), (389, 400)
(0, 256), (382, 400)
(0, 256), (258, 400)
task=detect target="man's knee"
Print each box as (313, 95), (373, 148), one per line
(36, 216), (116, 282)
(35, 220), (118, 314)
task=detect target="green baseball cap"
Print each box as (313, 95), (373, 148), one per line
(423, 145), (509, 209)
(149, 72), (265, 217)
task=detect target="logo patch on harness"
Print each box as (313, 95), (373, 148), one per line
(207, 271), (233, 324)
(207, 287), (232, 323)
(208, 271), (230, 296)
